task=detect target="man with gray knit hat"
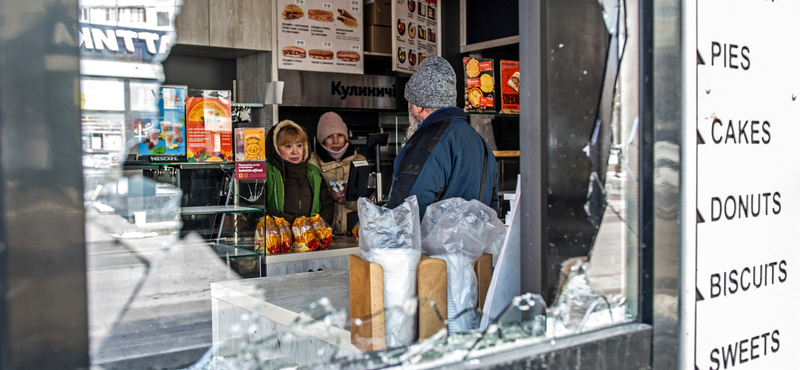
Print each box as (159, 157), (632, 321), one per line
(387, 56), (499, 219)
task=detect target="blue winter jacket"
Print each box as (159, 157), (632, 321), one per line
(388, 107), (499, 219)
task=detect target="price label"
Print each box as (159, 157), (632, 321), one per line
(295, 0), (304, 4)
(323, 3), (332, 9)
(351, 45), (360, 51)
(323, 41), (333, 48)
(352, 6), (359, 12)
(296, 40), (305, 46)
(351, 0), (359, 5)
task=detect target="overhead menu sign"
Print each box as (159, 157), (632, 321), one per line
(684, 1), (800, 369)
(277, 0), (364, 74)
(392, 0), (441, 73)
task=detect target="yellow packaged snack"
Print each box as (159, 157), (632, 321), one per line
(291, 216), (321, 252)
(255, 216), (282, 254)
(274, 217), (293, 253)
(309, 214), (333, 250)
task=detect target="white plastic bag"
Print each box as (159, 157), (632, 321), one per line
(357, 196), (421, 347)
(420, 198), (505, 333)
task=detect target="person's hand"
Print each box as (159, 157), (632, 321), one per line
(331, 187), (346, 204)
(335, 184), (348, 204)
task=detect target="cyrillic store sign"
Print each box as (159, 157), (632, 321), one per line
(279, 70), (406, 110)
(79, 24), (172, 63)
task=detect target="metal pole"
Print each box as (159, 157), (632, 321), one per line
(518, 0), (548, 298)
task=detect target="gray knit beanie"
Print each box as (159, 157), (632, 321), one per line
(404, 56), (457, 108)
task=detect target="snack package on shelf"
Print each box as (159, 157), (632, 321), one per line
(274, 217), (293, 253)
(351, 222), (359, 241)
(255, 216), (282, 254)
(292, 216), (321, 252)
(309, 214), (333, 250)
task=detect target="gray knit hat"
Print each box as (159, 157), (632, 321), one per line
(404, 56), (457, 108)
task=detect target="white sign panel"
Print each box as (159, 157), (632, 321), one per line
(277, 0), (364, 74)
(684, 1), (800, 369)
(392, 0), (440, 73)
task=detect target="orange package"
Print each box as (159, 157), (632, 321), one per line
(255, 216), (282, 254)
(309, 214), (333, 250)
(351, 222), (359, 242)
(274, 217), (293, 253)
(292, 216), (321, 252)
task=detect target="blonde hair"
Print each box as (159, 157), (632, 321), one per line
(276, 123), (308, 147)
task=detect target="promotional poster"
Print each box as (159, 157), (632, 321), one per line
(186, 90), (232, 162)
(499, 60), (520, 114)
(136, 86), (187, 162)
(463, 57), (495, 113)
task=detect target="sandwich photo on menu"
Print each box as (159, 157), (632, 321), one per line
(308, 9), (333, 21)
(309, 49), (334, 60)
(337, 9), (358, 28)
(337, 51), (361, 62)
(282, 4), (304, 19)
(282, 46), (306, 58)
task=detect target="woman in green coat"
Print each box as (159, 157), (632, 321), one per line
(264, 120), (334, 225)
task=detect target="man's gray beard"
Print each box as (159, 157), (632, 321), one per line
(406, 109), (422, 138)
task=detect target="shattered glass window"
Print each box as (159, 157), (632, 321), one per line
(81, 0), (640, 369)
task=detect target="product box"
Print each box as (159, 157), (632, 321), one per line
(365, 25), (392, 54)
(499, 60), (520, 114)
(136, 86), (187, 162)
(185, 90), (233, 162)
(235, 128), (266, 161)
(365, 0), (392, 26)
(463, 57), (495, 113)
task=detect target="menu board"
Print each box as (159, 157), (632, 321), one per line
(277, 0), (364, 74)
(463, 57), (495, 113)
(499, 60), (520, 114)
(392, 0), (441, 73)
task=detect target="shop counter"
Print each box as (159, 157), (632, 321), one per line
(211, 270), (358, 364)
(262, 237), (359, 276)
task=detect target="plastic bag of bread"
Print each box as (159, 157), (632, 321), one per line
(274, 217), (293, 254)
(351, 222), (359, 241)
(309, 214), (333, 250)
(254, 216), (282, 254)
(291, 216), (321, 252)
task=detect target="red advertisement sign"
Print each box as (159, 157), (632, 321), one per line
(235, 162), (267, 180)
(500, 60), (520, 114)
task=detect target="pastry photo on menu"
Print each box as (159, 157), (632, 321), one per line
(418, 25), (426, 40)
(337, 8), (358, 27)
(282, 4), (304, 19)
(427, 0), (436, 19)
(308, 9), (333, 21)
(417, 0), (425, 15)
